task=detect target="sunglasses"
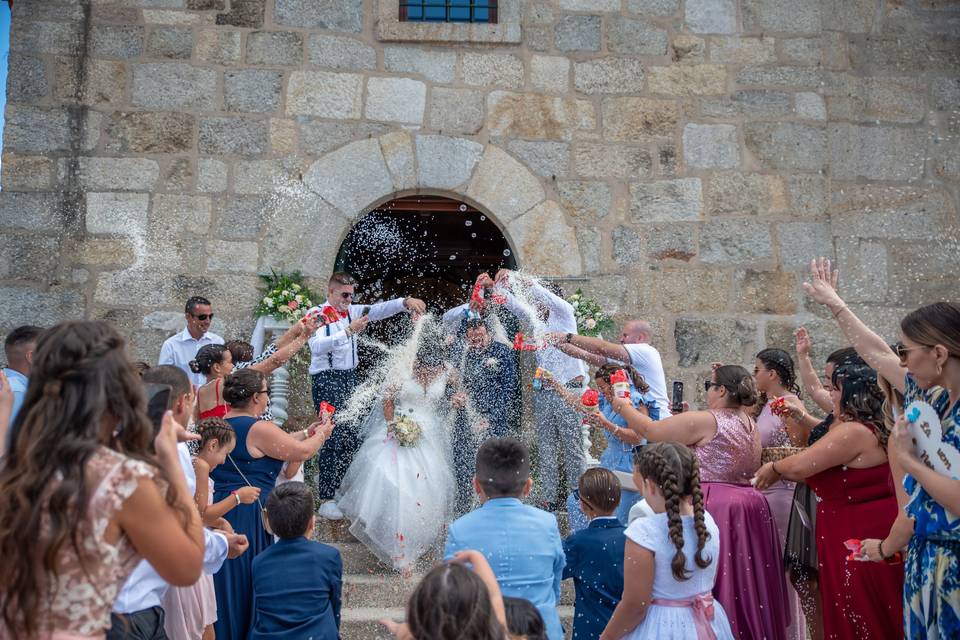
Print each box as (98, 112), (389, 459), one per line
(255, 386), (271, 398)
(894, 342), (926, 362)
(704, 381), (724, 392)
(191, 313), (214, 321)
(338, 292), (354, 300)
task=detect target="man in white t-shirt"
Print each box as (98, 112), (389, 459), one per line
(547, 320), (672, 417)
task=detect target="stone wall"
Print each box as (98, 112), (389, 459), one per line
(2, 0), (959, 400)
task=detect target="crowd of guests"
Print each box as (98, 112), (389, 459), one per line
(0, 256), (957, 640)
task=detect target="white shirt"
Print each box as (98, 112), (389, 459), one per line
(502, 283), (588, 385)
(306, 298), (407, 375)
(623, 343), (672, 417)
(113, 444), (229, 614)
(158, 328), (224, 387)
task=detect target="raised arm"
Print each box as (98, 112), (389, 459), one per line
(804, 258), (904, 392)
(612, 398), (717, 447)
(557, 332), (630, 363)
(795, 327), (833, 412)
(250, 323), (313, 375)
(555, 341), (608, 367)
(247, 417), (334, 462)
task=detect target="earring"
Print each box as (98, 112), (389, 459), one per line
(937, 363), (943, 376)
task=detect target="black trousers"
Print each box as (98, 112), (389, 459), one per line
(311, 369), (361, 501)
(106, 607), (167, 640)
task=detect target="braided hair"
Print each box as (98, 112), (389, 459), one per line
(197, 417), (235, 451)
(189, 344), (228, 376)
(756, 348), (801, 412)
(634, 442), (712, 582)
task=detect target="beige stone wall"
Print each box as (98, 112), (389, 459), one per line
(2, 0), (959, 398)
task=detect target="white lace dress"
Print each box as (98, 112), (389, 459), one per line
(337, 370), (456, 570)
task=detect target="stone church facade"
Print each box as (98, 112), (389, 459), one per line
(1, 0), (958, 394)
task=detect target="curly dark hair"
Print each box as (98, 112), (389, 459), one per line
(406, 562), (504, 640)
(831, 364), (888, 448)
(634, 442), (712, 582)
(189, 344), (228, 376)
(222, 368), (267, 409)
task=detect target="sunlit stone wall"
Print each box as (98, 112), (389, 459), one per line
(1, 0), (958, 399)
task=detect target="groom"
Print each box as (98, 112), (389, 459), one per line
(306, 271), (426, 520)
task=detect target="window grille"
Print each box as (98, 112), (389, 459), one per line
(399, 1), (498, 23)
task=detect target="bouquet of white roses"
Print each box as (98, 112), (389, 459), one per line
(388, 414), (422, 448)
(254, 269), (317, 322)
(567, 289), (615, 338)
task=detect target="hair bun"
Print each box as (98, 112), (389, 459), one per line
(736, 379), (758, 407)
(188, 360), (202, 374)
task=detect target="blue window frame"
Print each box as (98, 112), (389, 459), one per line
(400, 1), (498, 23)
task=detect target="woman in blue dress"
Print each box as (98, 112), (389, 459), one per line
(552, 364), (661, 530)
(210, 368), (333, 640)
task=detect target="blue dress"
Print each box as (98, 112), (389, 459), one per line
(211, 416), (285, 640)
(567, 388), (660, 531)
(902, 375), (960, 639)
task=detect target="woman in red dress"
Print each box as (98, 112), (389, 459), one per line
(755, 364), (904, 639)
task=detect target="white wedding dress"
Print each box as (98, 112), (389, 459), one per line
(336, 369), (456, 571)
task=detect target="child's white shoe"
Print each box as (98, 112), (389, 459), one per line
(318, 500), (345, 520)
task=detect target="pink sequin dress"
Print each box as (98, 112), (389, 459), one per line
(695, 409), (789, 640)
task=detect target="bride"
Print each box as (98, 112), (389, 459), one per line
(336, 329), (461, 571)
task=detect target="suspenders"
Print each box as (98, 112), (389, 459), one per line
(325, 310), (355, 370)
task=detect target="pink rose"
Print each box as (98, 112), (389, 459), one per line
(288, 300), (299, 310)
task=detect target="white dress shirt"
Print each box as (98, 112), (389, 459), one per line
(502, 283), (588, 385)
(158, 328), (224, 387)
(623, 343), (672, 417)
(306, 298), (408, 375)
(113, 444), (229, 614)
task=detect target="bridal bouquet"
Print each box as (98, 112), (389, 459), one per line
(388, 414), (422, 448)
(567, 289), (615, 338)
(254, 269), (318, 322)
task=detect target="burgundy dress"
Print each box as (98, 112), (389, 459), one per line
(695, 409), (789, 640)
(806, 454), (904, 639)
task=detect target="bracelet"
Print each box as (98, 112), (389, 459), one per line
(302, 429), (309, 439)
(565, 332), (573, 344)
(771, 461), (781, 476)
(831, 305), (848, 319)
(878, 539), (895, 560)
(231, 490), (240, 505)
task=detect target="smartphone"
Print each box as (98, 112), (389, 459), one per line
(361, 306), (371, 317)
(671, 381), (684, 414)
(144, 383), (173, 435)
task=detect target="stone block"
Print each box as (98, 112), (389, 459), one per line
(299, 121), (390, 156)
(795, 92), (826, 120)
(736, 66), (821, 88)
(559, 0), (619, 9)
(107, 112), (194, 154)
(143, 9), (203, 25)
(850, 34), (960, 74)
(86, 192), (150, 236)
(461, 53), (524, 89)
(56, 58), (126, 107)
(708, 172), (786, 216)
(207, 240), (259, 272)
(195, 29), (241, 64)
(146, 26), (193, 59)
(72, 158), (160, 191)
(933, 140), (960, 183)
(660, 268), (732, 313)
(274, 0), (362, 31)
(4, 106), (71, 153)
(198, 117), (268, 156)
(671, 35), (705, 63)
(682, 124), (739, 169)
(575, 144), (652, 179)
(932, 78), (960, 111)
(365, 77), (426, 125)
(602, 98), (679, 142)
(215, 0), (265, 28)
(612, 226), (643, 266)
(63, 239), (136, 268)
(709, 36), (776, 63)
(269, 118), (297, 154)
(828, 186), (952, 241)
(887, 242), (960, 308)
(132, 63), (217, 110)
(15, 20), (81, 55)
(7, 55), (49, 102)
(775, 222), (831, 270)
(152, 195), (212, 237)
(658, 143), (680, 175)
(506, 140), (569, 178)
(0, 287), (84, 328)
(700, 90), (792, 118)
(780, 38), (822, 65)
(834, 238), (888, 304)
(487, 92), (595, 141)
(303, 138), (393, 217)
(260, 195), (347, 278)
(732, 270), (800, 314)
(700, 220), (772, 265)
(574, 58), (645, 95)
(675, 318), (757, 367)
(224, 69), (282, 113)
(828, 124), (925, 182)
(626, 0), (680, 15)
(232, 159), (290, 194)
(246, 31), (302, 66)
(508, 200), (582, 276)
(607, 17), (669, 55)
(12, 0), (85, 21)
(1, 155), (54, 191)
(579, 228), (601, 274)
(415, 135), (484, 190)
(197, 159), (228, 193)
(744, 122), (826, 171)
(379, 131), (416, 191)
(217, 195), (271, 239)
(307, 35), (376, 71)
(0, 192), (63, 233)
(629, 178), (703, 221)
(826, 78), (926, 124)
(525, 26), (553, 52)
(384, 47), (456, 83)
(90, 25), (144, 59)
(742, 0), (821, 33)
(787, 174), (826, 217)
(529, 55), (570, 94)
(556, 181), (612, 223)
(162, 158), (192, 191)
(525, 1), (556, 25)
(468, 146), (546, 222)
(556, 15), (601, 52)
(428, 88), (484, 135)
(685, 0), (736, 34)
(286, 71), (363, 118)
(820, 32), (849, 70)
(648, 64), (726, 95)
(646, 224), (698, 261)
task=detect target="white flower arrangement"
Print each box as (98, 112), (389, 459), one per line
(567, 290), (614, 338)
(388, 413), (423, 448)
(254, 270), (317, 322)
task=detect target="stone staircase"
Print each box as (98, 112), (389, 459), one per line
(315, 517), (576, 639)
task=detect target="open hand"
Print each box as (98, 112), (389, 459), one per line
(301, 314), (320, 335)
(795, 327), (812, 357)
(781, 395), (807, 421)
(802, 257), (844, 309)
(494, 269), (513, 286)
(403, 297), (427, 315)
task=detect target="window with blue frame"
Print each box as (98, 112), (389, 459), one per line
(400, 1), (498, 23)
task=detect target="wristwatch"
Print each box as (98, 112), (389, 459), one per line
(302, 429), (310, 439)
(565, 333), (573, 344)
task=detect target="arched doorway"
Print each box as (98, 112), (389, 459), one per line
(334, 194), (517, 314)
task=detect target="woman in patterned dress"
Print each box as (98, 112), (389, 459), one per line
(805, 256), (960, 639)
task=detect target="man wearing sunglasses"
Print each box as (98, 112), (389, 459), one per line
(158, 296), (224, 387)
(305, 271), (426, 520)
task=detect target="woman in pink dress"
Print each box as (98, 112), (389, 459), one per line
(614, 365), (789, 640)
(0, 321), (205, 639)
(753, 348), (807, 640)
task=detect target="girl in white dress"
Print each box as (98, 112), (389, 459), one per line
(337, 336), (460, 571)
(601, 442), (734, 640)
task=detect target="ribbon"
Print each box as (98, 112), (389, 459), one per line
(651, 592), (717, 640)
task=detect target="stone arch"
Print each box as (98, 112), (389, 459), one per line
(300, 132), (583, 278)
